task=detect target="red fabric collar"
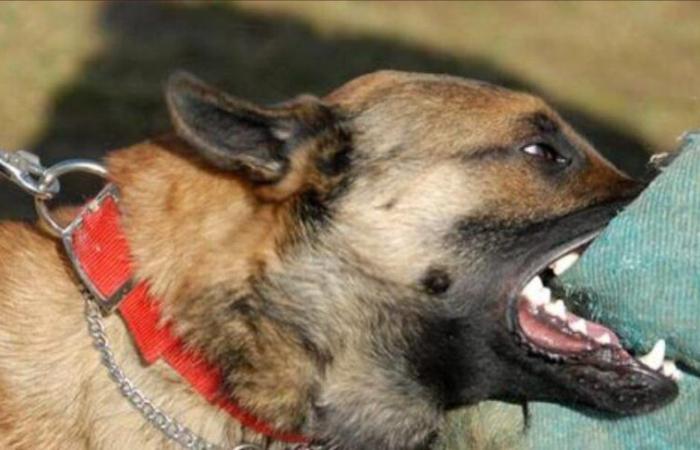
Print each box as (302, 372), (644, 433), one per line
(64, 185), (310, 445)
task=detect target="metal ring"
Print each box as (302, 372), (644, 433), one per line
(34, 160), (109, 237)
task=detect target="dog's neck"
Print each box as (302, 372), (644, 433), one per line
(105, 135), (316, 435)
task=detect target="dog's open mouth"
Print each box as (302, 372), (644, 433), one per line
(516, 255), (681, 380)
(508, 233), (680, 414)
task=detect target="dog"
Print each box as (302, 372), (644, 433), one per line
(0, 70), (678, 450)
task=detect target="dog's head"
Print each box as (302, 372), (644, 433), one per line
(164, 71), (676, 450)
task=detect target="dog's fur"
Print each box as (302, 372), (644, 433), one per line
(0, 71), (641, 450)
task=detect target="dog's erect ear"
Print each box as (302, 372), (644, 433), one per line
(166, 71), (325, 184)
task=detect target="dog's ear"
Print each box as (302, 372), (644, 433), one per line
(166, 71), (327, 184)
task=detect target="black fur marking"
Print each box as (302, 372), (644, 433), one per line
(294, 170), (354, 233)
(316, 139), (353, 176)
(408, 319), (462, 404)
(295, 188), (333, 230)
(453, 197), (634, 257)
(295, 117), (355, 232)
(525, 112), (560, 135)
(293, 102), (339, 139)
(406, 315), (498, 409)
(421, 267), (452, 295)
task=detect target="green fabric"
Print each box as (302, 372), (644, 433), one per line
(524, 131), (700, 449)
(561, 132), (700, 371)
(437, 131), (700, 449)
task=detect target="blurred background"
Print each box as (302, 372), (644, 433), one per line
(0, 1), (698, 219)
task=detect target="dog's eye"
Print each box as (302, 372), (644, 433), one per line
(521, 143), (568, 165)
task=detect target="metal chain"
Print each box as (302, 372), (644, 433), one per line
(83, 289), (264, 450)
(0, 149), (321, 450)
(83, 289), (321, 450)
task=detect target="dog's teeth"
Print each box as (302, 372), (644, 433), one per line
(544, 300), (567, 320)
(529, 287), (552, 307)
(638, 339), (666, 371)
(662, 360), (683, 381)
(553, 300), (567, 317)
(569, 319), (587, 335)
(551, 253), (580, 276)
(522, 276), (544, 299)
(596, 334), (612, 345)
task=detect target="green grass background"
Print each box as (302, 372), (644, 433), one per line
(0, 1), (698, 214)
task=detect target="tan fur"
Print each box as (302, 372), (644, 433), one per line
(0, 70), (639, 450)
(0, 148), (281, 449)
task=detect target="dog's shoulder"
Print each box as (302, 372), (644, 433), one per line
(0, 220), (54, 276)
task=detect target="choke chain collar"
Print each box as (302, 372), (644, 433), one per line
(0, 149), (322, 450)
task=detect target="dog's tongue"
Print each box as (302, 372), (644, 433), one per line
(517, 299), (621, 354)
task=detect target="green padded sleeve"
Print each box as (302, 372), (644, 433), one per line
(436, 131), (700, 450)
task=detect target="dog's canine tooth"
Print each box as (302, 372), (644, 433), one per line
(662, 360), (683, 381)
(638, 339), (666, 371)
(569, 319), (587, 335)
(544, 300), (567, 320)
(550, 252), (580, 276)
(522, 276), (544, 299)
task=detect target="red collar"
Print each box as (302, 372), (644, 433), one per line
(63, 185), (310, 445)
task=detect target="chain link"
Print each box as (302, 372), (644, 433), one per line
(84, 289), (262, 450)
(83, 289), (321, 450)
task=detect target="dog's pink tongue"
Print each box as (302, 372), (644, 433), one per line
(517, 299), (620, 354)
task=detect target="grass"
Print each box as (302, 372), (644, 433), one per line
(241, 1), (700, 151)
(2, 2), (697, 150)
